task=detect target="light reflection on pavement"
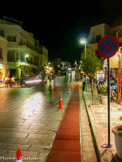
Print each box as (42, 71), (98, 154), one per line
(0, 80), (72, 161)
(24, 92), (44, 117)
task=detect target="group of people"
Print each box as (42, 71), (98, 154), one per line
(4, 76), (15, 87)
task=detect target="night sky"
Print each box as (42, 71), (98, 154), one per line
(1, 0), (122, 64)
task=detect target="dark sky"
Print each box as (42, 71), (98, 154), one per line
(1, 0), (122, 64)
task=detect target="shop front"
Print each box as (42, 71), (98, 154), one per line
(0, 64), (8, 84)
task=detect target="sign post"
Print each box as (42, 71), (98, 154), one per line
(118, 54), (121, 104)
(107, 58), (111, 147)
(97, 35), (119, 148)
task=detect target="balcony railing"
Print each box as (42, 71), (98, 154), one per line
(18, 42), (34, 50)
(18, 42), (26, 46)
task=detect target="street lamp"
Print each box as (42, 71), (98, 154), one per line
(25, 54), (29, 63)
(80, 38), (87, 91)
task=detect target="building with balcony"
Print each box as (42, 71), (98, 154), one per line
(34, 40), (48, 67)
(0, 17), (48, 81)
(88, 23), (111, 52)
(0, 36), (7, 82)
(88, 23), (122, 79)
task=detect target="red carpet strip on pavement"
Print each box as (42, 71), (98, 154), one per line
(47, 85), (81, 162)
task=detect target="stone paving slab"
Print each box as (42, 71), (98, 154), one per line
(79, 88), (97, 162)
(0, 85), (73, 161)
(83, 91), (122, 162)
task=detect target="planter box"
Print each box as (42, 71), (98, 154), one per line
(112, 125), (122, 158)
(101, 96), (107, 105)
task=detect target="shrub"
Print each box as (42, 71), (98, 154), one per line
(98, 85), (107, 96)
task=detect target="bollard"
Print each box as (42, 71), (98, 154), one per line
(58, 97), (63, 109)
(16, 148), (22, 162)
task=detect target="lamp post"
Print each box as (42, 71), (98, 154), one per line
(25, 54), (29, 63)
(80, 39), (87, 91)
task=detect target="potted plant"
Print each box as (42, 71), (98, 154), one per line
(98, 85), (107, 105)
(112, 125), (122, 158)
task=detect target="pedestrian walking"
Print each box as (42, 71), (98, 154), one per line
(5, 76), (11, 87)
(11, 76), (15, 86)
(82, 79), (85, 91)
(111, 86), (117, 102)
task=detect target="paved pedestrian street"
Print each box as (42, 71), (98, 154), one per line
(0, 83), (72, 162)
(83, 91), (122, 162)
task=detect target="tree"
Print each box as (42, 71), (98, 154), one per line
(81, 51), (101, 103)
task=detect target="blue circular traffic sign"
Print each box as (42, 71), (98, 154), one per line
(97, 35), (119, 58)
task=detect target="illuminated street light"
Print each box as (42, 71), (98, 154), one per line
(25, 54), (29, 58)
(80, 38), (87, 91)
(25, 54), (29, 63)
(80, 40), (86, 44)
(80, 39), (86, 58)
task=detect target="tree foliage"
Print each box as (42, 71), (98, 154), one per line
(81, 51), (101, 80)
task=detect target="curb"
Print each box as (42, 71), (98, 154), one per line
(82, 91), (102, 162)
(82, 91), (117, 162)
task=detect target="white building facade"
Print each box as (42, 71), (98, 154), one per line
(0, 36), (7, 82)
(88, 23), (111, 52)
(0, 18), (48, 81)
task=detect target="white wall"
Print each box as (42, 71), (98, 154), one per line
(0, 36), (7, 65)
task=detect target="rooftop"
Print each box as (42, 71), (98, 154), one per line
(0, 16), (23, 27)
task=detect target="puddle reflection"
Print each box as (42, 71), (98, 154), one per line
(24, 92), (44, 116)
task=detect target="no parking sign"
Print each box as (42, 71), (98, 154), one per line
(97, 35), (119, 58)
(97, 35), (119, 148)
